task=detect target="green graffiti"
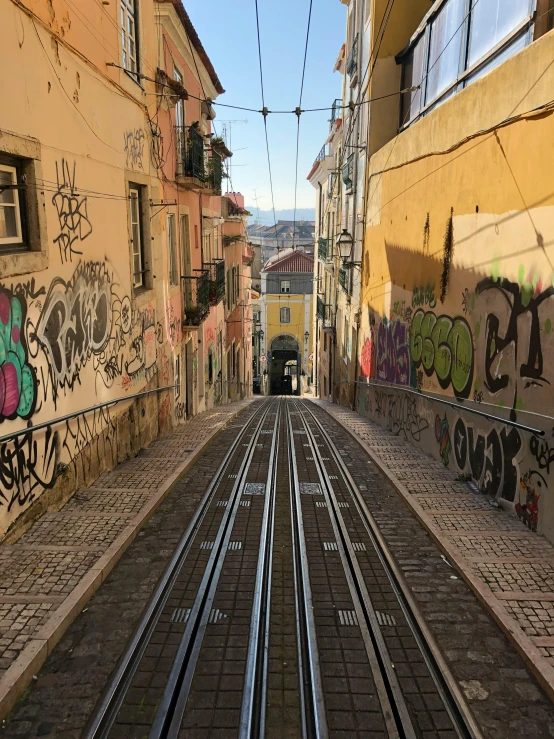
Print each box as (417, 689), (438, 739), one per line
(518, 264), (525, 285)
(409, 308), (474, 399)
(546, 318), (552, 334)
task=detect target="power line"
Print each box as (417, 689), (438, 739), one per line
(292, 0), (314, 251)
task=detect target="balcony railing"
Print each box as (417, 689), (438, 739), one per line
(330, 98), (342, 125)
(346, 33), (358, 77)
(182, 271), (210, 326)
(176, 125), (205, 180)
(338, 267), (348, 290)
(318, 237), (329, 262)
(317, 296), (327, 322)
(342, 153), (354, 189)
(204, 259), (225, 305)
(206, 149), (223, 195)
(242, 242), (254, 265)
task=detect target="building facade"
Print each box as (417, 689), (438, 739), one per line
(309, 0), (554, 540)
(261, 250), (314, 394)
(0, 0), (251, 539)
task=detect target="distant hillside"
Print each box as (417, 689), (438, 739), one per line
(246, 207), (315, 224)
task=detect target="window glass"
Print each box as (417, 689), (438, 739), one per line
(401, 34), (425, 124)
(167, 214), (178, 285)
(129, 187), (143, 288)
(121, 0), (138, 75)
(0, 167), (22, 242)
(468, 0), (530, 67)
(280, 280), (290, 293)
(466, 28), (528, 83)
(426, 0), (465, 103)
(280, 307), (290, 324)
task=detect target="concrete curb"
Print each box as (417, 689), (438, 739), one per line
(311, 399), (554, 704)
(0, 399), (257, 721)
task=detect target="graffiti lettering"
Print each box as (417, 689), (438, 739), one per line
(175, 401), (186, 420)
(52, 159), (93, 264)
(374, 389), (429, 442)
(36, 262), (112, 402)
(530, 436), (554, 475)
(0, 427), (60, 511)
(360, 337), (374, 379)
(453, 417), (522, 501)
(409, 309), (474, 398)
(123, 129), (145, 170)
(435, 415), (452, 466)
(376, 319), (410, 386)
(0, 289), (37, 422)
(412, 284), (436, 310)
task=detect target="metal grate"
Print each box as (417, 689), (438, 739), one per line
(316, 501), (327, 508)
(338, 502), (349, 508)
(245, 483), (265, 496)
(171, 607), (191, 624)
(229, 474), (238, 479)
(293, 429), (306, 434)
(300, 483), (322, 495)
(228, 541), (242, 551)
(260, 430), (273, 434)
(217, 501), (228, 507)
(324, 542), (338, 551)
(338, 610), (358, 626)
(352, 542), (366, 552)
(201, 541), (214, 550)
(329, 475), (338, 479)
(240, 501), (251, 507)
(376, 611), (397, 627)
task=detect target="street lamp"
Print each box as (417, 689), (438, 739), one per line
(337, 228), (361, 267)
(304, 331), (309, 343)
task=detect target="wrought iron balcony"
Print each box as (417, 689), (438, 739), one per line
(317, 296), (327, 322)
(338, 267), (348, 290)
(176, 125), (205, 181)
(318, 237), (329, 262)
(342, 153), (354, 189)
(204, 259), (225, 305)
(346, 34), (358, 77)
(206, 149), (223, 195)
(182, 270), (210, 326)
(330, 98), (342, 125)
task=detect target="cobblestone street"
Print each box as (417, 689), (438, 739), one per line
(1, 398), (554, 737)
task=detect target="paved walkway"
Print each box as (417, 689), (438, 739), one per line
(0, 399), (256, 719)
(313, 399), (554, 702)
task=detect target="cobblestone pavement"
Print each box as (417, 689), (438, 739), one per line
(0, 400), (255, 698)
(2, 397), (554, 738)
(311, 399), (554, 736)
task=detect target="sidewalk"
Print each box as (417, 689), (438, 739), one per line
(312, 399), (554, 702)
(0, 398), (256, 720)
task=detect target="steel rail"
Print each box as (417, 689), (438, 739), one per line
(84, 398), (271, 739)
(151, 399), (281, 739)
(286, 399), (330, 739)
(298, 399), (483, 739)
(239, 400), (281, 737)
(295, 401), (410, 739)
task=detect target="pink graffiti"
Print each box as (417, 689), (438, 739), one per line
(377, 319), (410, 386)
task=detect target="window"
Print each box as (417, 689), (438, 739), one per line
(180, 214), (192, 302)
(120, 0), (138, 75)
(280, 307), (290, 324)
(129, 185), (145, 289)
(280, 280), (290, 294)
(174, 67), (185, 173)
(0, 164), (23, 247)
(167, 213), (178, 286)
(400, 0), (535, 126)
(203, 228), (212, 265)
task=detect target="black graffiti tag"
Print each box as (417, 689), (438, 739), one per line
(52, 159), (93, 264)
(530, 436), (554, 475)
(123, 129), (146, 170)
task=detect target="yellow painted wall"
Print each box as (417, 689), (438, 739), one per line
(357, 30), (554, 538)
(265, 295), (313, 358)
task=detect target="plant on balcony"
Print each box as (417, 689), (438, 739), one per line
(222, 234), (242, 247)
(184, 305), (203, 325)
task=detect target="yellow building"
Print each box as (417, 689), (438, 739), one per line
(261, 250), (314, 394)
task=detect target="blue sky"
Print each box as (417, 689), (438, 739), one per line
(186, 0), (346, 217)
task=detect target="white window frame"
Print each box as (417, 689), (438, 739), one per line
(0, 164), (23, 246)
(167, 213), (178, 286)
(129, 186), (144, 289)
(174, 354), (181, 399)
(120, 0), (138, 75)
(280, 280), (291, 294)
(280, 306), (291, 324)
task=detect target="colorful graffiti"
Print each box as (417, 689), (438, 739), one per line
(435, 414), (452, 466)
(409, 309), (474, 399)
(376, 318), (410, 386)
(0, 289), (36, 422)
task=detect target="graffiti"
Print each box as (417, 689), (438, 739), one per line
(166, 303), (181, 348)
(435, 415), (452, 466)
(159, 394), (171, 427)
(35, 262), (112, 402)
(392, 300), (406, 318)
(156, 322), (164, 344)
(453, 417), (522, 501)
(516, 470), (544, 532)
(11, 278), (46, 303)
(123, 128), (145, 170)
(360, 337), (374, 379)
(52, 159), (93, 264)
(473, 389), (484, 404)
(205, 327), (216, 346)
(0, 289), (37, 422)
(409, 309), (474, 399)
(374, 389), (429, 442)
(63, 406), (117, 480)
(461, 288), (475, 315)
(412, 284), (436, 310)
(175, 402), (186, 420)
(0, 427), (60, 511)
(530, 436), (554, 475)
(377, 319), (410, 386)
(476, 277), (554, 413)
